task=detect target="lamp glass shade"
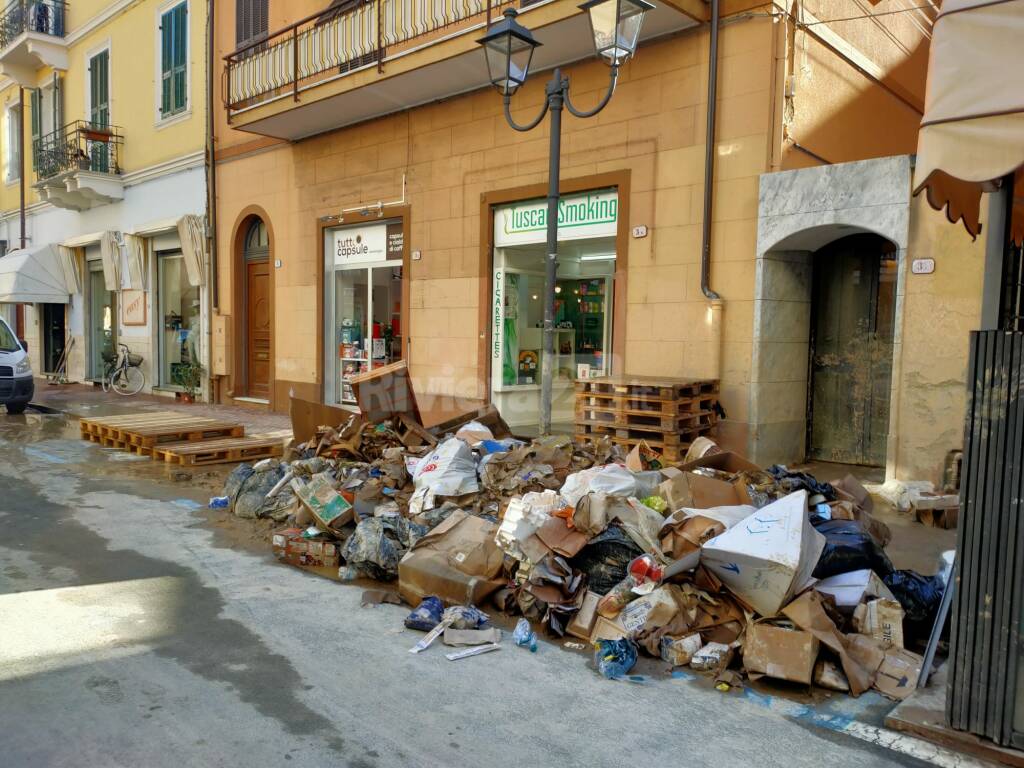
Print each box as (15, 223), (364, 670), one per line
(582, 0), (653, 64)
(479, 11), (539, 96)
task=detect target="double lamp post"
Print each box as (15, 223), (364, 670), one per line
(478, 0), (654, 435)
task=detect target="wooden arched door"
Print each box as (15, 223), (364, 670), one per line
(243, 218), (271, 399)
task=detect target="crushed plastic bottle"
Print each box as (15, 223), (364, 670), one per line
(593, 638), (638, 679)
(513, 618), (538, 652)
(208, 496), (229, 509)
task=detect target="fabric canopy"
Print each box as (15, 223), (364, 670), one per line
(0, 244), (73, 303)
(100, 230), (121, 291)
(913, 0), (1024, 242)
(124, 234), (147, 290)
(177, 214), (206, 288)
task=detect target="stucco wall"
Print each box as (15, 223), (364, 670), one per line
(891, 194), (985, 485)
(213, 20), (777, 446)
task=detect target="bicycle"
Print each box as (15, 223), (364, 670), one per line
(102, 343), (146, 395)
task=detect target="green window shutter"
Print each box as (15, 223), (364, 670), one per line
(53, 72), (63, 133)
(160, 3), (187, 116)
(30, 88), (40, 143)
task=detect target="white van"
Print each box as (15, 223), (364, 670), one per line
(0, 314), (33, 414)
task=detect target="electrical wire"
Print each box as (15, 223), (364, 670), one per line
(797, 5), (935, 26)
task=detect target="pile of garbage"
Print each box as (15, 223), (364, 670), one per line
(217, 414), (946, 700)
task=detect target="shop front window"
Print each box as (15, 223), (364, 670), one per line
(491, 189), (618, 431)
(158, 252), (200, 388)
(88, 261), (116, 379)
(324, 220), (404, 405)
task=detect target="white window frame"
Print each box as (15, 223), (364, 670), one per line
(84, 39), (113, 127)
(5, 102), (22, 185)
(153, 0), (192, 129)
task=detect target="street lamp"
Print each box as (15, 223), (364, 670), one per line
(478, 0), (653, 436)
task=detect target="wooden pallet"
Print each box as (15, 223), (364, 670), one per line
(121, 418), (244, 449)
(575, 376), (718, 400)
(574, 407), (717, 431)
(575, 420), (716, 445)
(152, 436), (284, 466)
(80, 412), (182, 439)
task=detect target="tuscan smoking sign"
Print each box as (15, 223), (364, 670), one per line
(494, 189), (619, 247)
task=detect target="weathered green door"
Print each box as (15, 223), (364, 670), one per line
(808, 234), (897, 466)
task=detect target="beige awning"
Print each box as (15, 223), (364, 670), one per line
(913, 0), (1024, 242)
(0, 245), (73, 303)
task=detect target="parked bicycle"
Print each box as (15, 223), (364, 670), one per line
(102, 343), (146, 395)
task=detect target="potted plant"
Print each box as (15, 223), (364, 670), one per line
(178, 360), (204, 404)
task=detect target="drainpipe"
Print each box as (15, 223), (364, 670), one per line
(205, 0), (218, 402)
(701, 0), (721, 303)
(18, 87), (25, 249)
(701, 0), (723, 383)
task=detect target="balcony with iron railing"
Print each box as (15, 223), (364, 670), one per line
(224, 0), (701, 140)
(33, 121), (125, 211)
(0, 0), (67, 86)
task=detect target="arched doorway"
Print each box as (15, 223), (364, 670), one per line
(241, 217), (271, 400)
(807, 233), (898, 466)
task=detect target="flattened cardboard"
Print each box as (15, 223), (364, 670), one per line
(743, 622), (819, 684)
(874, 647), (924, 701)
(289, 395), (355, 444)
(398, 510), (505, 606)
(443, 627), (503, 646)
(534, 516), (588, 557)
(567, 591), (600, 640)
(350, 360), (422, 425)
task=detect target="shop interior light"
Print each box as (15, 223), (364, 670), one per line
(579, 253), (617, 261)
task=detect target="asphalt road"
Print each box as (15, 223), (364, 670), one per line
(0, 411), (957, 768)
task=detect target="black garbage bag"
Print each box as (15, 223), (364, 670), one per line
(767, 465), (836, 501)
(224, 463), (255, 508)
(812, 519), (894, 580)
(569, 525), (643, 595)
(233, 463), (288, 520)
(884, 569), (945, 624)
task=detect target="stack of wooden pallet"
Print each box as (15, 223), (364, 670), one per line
(574, 376), (719, 462)
(80, 411), (284, 466)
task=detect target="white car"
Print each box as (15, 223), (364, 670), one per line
(0, 315), (33, 414)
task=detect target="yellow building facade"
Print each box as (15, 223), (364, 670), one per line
(0, 0), (209, 396)
(207, 0), (981, 484)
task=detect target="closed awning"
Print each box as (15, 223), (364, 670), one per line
(913, 0), (1024, 242)
(0, 244), (73, 303)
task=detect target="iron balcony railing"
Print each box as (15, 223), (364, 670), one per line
(225, 0), (516, 115)
(33, 121), (123, 182)
(0, 0), (66, 49)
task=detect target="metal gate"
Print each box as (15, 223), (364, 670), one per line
(948, 329), (1024, 747)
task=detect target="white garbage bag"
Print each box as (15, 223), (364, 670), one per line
(413, 437), (480, 497)
(561, 464), (637, 507)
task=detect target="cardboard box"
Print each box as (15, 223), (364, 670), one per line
(814, 569), (896, 614)
(743, 622), (820, 684)
(566, 591), (600, 640)
(700, 491), (826, 617)
(398, 510), (505, 606)
(874, 647), (923, 700)
(854, 598), (905, 649)
(619, 587), (680, 635)
(272, 528), (343, 579)
(590, 614), (628, 642)
(291, 474), (354, 531)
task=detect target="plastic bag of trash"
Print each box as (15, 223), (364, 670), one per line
(884, 569), (945, 625)
(561, 465), (637, 507)
(234, 463), (289, 519)
(405, 596), (444, 631)
(812, 519), (894, 580)
(224, 463), (255, 508)
(343, 516), (427, 581)
(513, 618), (538, 652)
(413, 437), (480, 496)
(569, 525), (644, 595)
(594, 638), (638, 679)
(443, 604), (491, 630)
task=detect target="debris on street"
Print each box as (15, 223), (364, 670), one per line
(210, 377), (947, 702)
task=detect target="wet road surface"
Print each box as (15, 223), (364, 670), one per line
(0, 412), (956, 767)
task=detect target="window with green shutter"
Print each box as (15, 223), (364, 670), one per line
(89, 50), (110, 127)
(160, 2), (188, 118)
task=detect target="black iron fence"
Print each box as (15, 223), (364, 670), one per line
(33, 121), (123, 181)
(224, 0), (517, 114)
(948, 329), (1024, 747)
(0, 0), (66, 49)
